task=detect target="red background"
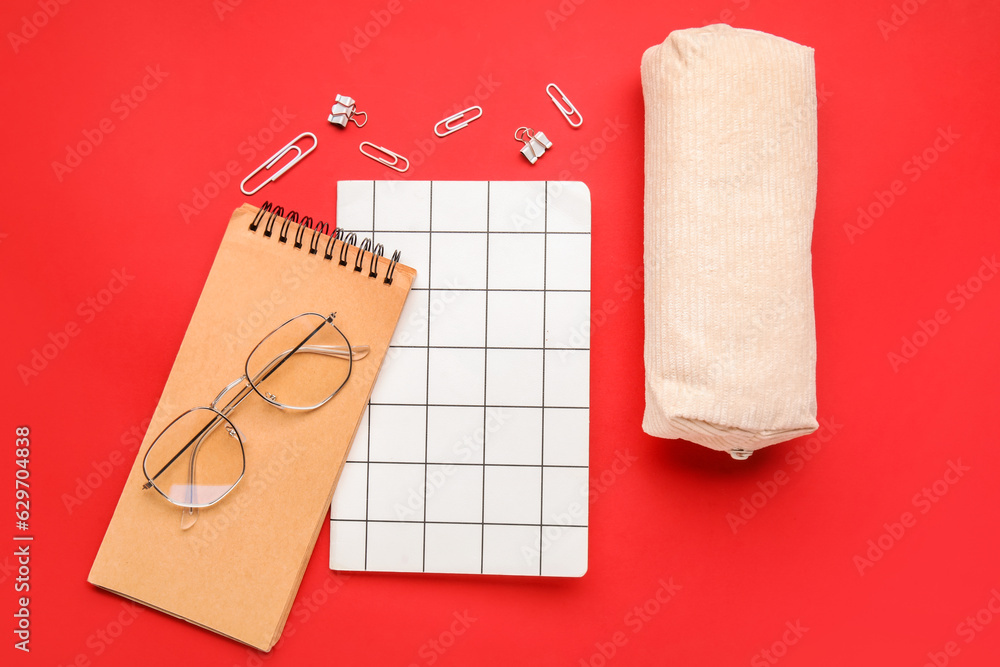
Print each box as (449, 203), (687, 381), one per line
(3, 0), (999, 665)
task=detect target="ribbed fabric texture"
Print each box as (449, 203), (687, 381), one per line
(640, 24), (819, 454)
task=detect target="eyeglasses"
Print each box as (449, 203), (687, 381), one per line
(141, 312), (367, 528)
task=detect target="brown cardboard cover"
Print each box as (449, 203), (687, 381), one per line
(89, 204), (414, 650)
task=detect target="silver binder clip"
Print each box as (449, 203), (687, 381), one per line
(328, 94), (368, 128)
(515, 127), (552, 165)
(434, 105), (483, 137)
(359, 141), (410, 173)
(546, 83), (583, 128)
(240, 132), (318, 196)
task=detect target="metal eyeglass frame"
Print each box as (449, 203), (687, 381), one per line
(140, 312), (367, 513)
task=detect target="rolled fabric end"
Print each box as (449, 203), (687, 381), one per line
(641, 25), (819, 456)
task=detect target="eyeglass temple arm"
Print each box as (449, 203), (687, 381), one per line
(141, 338), (368, 490)
(204, 345), (369, 419)
(296, 344), (369, 361)
(141, 319), (329, 489)
(181, 344), (370, 496)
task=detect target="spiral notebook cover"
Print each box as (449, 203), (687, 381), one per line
(330, 181), (591, 577)
(89, 203), (414, 651)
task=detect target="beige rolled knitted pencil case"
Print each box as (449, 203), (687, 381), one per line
(641, 25), (819, 458)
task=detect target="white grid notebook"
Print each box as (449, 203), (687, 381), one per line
(329, 181), (591, 577)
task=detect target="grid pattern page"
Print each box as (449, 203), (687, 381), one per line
(330, 181), (591, 577)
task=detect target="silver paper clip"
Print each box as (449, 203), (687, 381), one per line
(359, 141), (409, 173)
(328, 94), (367, 128)
(240, 131), (318, 196)
(515, 127), (553, 164)
(546, 83), (583, 128)
(434, 105), (483, 137)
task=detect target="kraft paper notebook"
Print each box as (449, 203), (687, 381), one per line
(330, 181), (591, 577)
(89, 202), (414, 651)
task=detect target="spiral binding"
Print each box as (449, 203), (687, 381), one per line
(248, 201), (401, 285)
